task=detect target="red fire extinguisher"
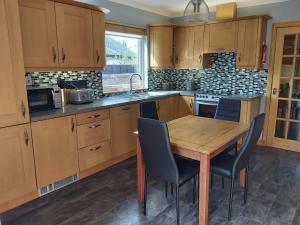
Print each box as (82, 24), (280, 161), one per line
(262, 43), (267, 64)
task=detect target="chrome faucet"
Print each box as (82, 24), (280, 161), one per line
(130, 73), (142, 94)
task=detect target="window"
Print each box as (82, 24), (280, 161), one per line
(102, 31), (148, 93)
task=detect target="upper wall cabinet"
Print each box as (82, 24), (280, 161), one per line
(19, 0), (58, 69)
(204, 21), (238, 53)
(149, 25), (174, 69)
(174, 25), (205, 69)
(19, 0), (106, 71)
(237, 17), (268, 69)
(0, 0), (29, 128)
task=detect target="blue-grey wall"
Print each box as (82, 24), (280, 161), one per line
(79, 0), (171, 27)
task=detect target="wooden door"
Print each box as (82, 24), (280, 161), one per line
(174, 27), (188, 69)
(267, 26), (300, 152)
(204, 21), (238, 53)
(157, 97), (179, 122)
(178, 96), (194, 118)
(189, 26), (205, 69)
(19, 0), (58, 69)
(31, 116), (78, 187)
(0, 0), (29, 128)
(55, 2), (93, 68)
(92, 10), (106, 68)
(110, 104), (139, 157)
(0, 124), (36, 206)
(237, 18), (260, 69)
(149, 26), (173, 69)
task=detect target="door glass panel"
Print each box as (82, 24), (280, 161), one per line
(281, 57), (294, 77)
(277, 100), (289, 118)
(283, 35), (296, 55)
(275, 120), (286, 138)
(295, 58), (300, 77)
(292, 80), (300, 98)
(290, 101), (300, 120)
(279, 78), (291, 98)
(287, 122), (300, 140)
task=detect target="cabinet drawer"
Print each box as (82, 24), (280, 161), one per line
(110, 104), (139, 116)
(78, 140), (111, 171)
(76, 109), (109, 125)
(77, 119), (110, 148)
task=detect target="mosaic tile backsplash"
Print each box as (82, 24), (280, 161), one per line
(148, 52), (268, 95)
(25, 71), (103, 99)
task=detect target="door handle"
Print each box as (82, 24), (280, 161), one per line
(88, 114), (101, 119)
(96, 50), (100, 63)
(61, 48), (66, 63)
(52, 47), (57, 63)
(21, 101), (26, 118)
(24, 129), (29, 146)
(122, 107), (131, 111)
(89, 124), (100, 129)
(273, 88), (278, 95)
(199, 54), (202, 63)
(71, 118), (75, 132)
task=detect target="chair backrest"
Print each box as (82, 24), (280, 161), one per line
(138, 118), (179, 184)
(140, 101), (159, 120)
(215, 98), (241, 122)
(233, 113), (265, 175)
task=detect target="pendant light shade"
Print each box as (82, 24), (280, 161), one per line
(183, 0), (209, 24)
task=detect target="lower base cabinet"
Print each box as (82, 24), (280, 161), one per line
(110, 104), (139, 157)
(178, 96), (194, 117)
(31, 116), (78, 188)
(157, 97), (179, 122)
(0, 124), (36, 210)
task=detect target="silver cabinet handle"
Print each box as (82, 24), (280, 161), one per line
(21, 101), (26, 118)
(89, 124), (100, 129)
(24, 129), (29, 146)
(71, 118), (75, 132)
(52, 47), (57, 63)
(89, 145), (102, 152)
(88, 114), (100, 119)
(61, 48), (66, 63)
(199, 54), (202, 63)
(122, 107), (131, 111)
(96, 50), (100, 63)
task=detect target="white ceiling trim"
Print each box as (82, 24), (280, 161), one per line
(109, 0), (289, 18)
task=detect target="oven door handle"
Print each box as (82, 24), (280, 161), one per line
(195, 101), (218, 106)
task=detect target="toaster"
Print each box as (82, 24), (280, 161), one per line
(68, 89), (94, 104)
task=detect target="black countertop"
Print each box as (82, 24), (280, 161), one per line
(30, 91), (262, 122)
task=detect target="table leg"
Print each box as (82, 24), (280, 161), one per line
(199, 154), (210, 225)
(137, 138), (145, 203)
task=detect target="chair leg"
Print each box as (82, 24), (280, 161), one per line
(144, 173), (147, 216)
(244, 167), (249, 204)
(193, 176), (196, 204)
(210, 173), (214, 190)
(165, 182), (168, 199)
(228, 178), (234, 221)
(176, 185), (180, 225)
(222, 177), (225, 189)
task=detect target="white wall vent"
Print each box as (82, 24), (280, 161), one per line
(38, 174), (79, 196)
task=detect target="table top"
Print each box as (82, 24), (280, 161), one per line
(167, 116), (249, 157)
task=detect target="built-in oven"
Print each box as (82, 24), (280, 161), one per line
(194, 94), (221, 118)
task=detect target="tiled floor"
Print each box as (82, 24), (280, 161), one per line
(2, 146), (300, 225)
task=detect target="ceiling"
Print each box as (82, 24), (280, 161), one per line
(109, 0), (289, 17)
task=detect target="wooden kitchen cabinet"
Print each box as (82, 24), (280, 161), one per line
(55, 2), (94, 68)
(19, 0), (58, 69)
(237, 17), (268, 69)
(110, 104), (139, 157)
(31, 116), (78, 188)
(0, 124), (36, 210)
(0, 0), (29, 128)
(174, 25), (205, 69)
(204, 21), (238, 53)
(92, 10), (106, 68)
(149, 25), (174, 69)
(178, 96), (194, 118)
(157, 97), (179, 122)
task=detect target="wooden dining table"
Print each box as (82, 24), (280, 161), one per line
(136, 115), (249, 225)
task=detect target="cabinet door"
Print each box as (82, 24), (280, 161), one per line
(237, 18), (262, 69)
(178, 96), (194, 118)
(174, 27), (188, 69)
(110, 104), (139, 157)
(31, 116), (78, 188)
(157, 97), (179, 122)
(0, 0), (29, 128)
(55, 3), (93, 68)
(19, 0), (58, 69)
(204, 21), (238, 53)
(190, 26), (205, 69)
(92, 10), (106, 68)
(0, 124), (36, 206)
(150, 26), (173, 69)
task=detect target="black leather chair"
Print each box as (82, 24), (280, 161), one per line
(140, 101), (159, 120)
(212, 98), (241, 188)
(138, 118), (199, 225)
(210, 113), (265, 220)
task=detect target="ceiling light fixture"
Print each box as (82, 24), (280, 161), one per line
(183, 0), (210, 24)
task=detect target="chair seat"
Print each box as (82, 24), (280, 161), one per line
(211, 152), (236, 178)
(176, 157), (199, 185)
